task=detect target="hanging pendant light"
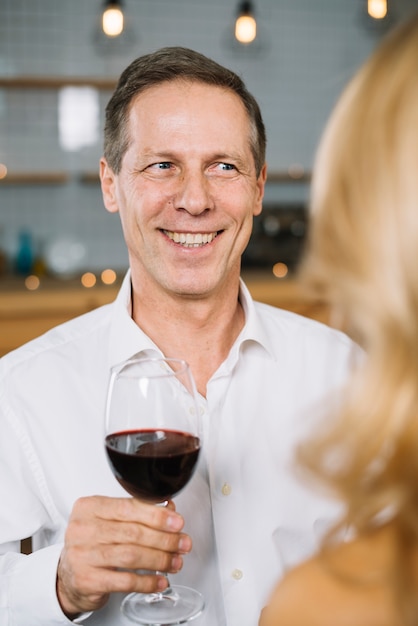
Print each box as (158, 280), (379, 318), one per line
(235, 1), (257, 44)
(94, 0), (135, 55)
(367, 0), (388, 19)
(102, 0), (124, 37)
(223, 0), (268, 58)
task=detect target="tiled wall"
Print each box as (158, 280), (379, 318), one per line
(0, 0), (416, 273)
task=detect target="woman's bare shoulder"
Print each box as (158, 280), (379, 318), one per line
(259, 526), (402, 626)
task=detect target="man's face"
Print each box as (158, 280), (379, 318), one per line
(101, 79), (266, 300)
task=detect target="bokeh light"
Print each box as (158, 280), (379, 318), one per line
(101, 268), (117, 285)
(24, 275), (40, 290)
(81, 272), (96, 288)
(0, 163), (8, 180)
(272, 262), (289, 279)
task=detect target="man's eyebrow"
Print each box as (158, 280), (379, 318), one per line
(138, 150), (246, 164)
(207, 152), (248, 166)
(139, 150), (177, 160)
(210, 152), (237, 160)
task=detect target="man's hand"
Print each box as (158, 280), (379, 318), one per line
(56, 496), (191, 618)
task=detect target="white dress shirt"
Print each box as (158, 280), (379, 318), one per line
(0, 271), (356, 626)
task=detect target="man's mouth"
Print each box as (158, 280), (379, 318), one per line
(162, 230), (219, 248)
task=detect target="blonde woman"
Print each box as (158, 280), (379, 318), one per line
(260, 12), (418, 626)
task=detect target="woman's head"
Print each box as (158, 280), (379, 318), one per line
(298, 13), (418, 547)
(302, 14), (418, 352)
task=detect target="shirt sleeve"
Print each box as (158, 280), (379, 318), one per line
(0, 373), (85, 624)
(0, 542), (89, 625)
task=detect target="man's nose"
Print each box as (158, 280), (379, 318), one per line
(173, 170), (214, 215)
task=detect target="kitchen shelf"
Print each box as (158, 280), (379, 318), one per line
(0, 76), (117, 90)
(0, 169), (312, 186)
(78, 171), (312, 185)
(79, 172), (101, 184)
(0, 77), (312, 185)
(0, 172), (69, 185)
(267, 171), (311, 183)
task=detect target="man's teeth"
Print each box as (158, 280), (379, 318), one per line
(164, 231), (218, 247)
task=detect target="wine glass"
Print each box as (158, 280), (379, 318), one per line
(104, 356), (204, 624)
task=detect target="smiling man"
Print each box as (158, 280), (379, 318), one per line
(0, 47), (357, 626)
(101, 76), (265, 395)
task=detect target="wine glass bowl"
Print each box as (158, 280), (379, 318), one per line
(104, 356), (204, 624)
(105, 428), (200, 503)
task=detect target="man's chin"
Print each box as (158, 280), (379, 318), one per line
(169, 285), (216, 300)
(163, 275), (223, 300)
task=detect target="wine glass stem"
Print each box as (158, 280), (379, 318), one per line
(157, 572), (172, 592)
(155, 503), (175, 595)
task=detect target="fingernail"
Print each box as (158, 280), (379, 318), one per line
(166, 515), (183, 531)
(157, 576), (169, 591)
(171, 555), (182, 571)
(178, 536), (191, 553)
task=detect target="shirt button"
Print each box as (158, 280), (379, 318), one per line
(232, 569), (243, 580)
(221, 483), (232, 496)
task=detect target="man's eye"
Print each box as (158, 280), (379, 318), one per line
(146, 162), (172, 171)
(218, 163), (236, 171)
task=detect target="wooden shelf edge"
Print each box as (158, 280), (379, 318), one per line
(267, 171), (311, 183)
(0, 170), (310, 186)
(0, 76), (117, 90)
(0, 172), (69, 185)
(79, 171), (311, 185)
(79, 172), (100, 184)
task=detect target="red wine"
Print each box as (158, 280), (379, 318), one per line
(105, 429), (200, 502)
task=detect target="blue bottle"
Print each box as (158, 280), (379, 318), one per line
(15, 230), (34, 275)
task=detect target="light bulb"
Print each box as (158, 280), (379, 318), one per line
(235, 14), (257, 43)
(102, 4), (124, 37)
(367, 0), (387, 19)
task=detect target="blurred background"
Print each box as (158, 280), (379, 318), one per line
(0, 0), (416, 354)
(1, 0), (417, 276)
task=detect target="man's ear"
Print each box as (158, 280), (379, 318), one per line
(100, 157), (119, 214)
(253, 163), (267, 217)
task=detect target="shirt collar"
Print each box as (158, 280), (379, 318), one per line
(234, 278), (277, 359)
(107, 271), (275, 371)
(107, 270), (163, 370)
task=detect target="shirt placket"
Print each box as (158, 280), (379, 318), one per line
(205, 374), (260, 626)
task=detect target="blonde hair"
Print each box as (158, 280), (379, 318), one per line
(298, 11), (418, 609)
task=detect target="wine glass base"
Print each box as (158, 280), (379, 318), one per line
(121, 585), (204, 625)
